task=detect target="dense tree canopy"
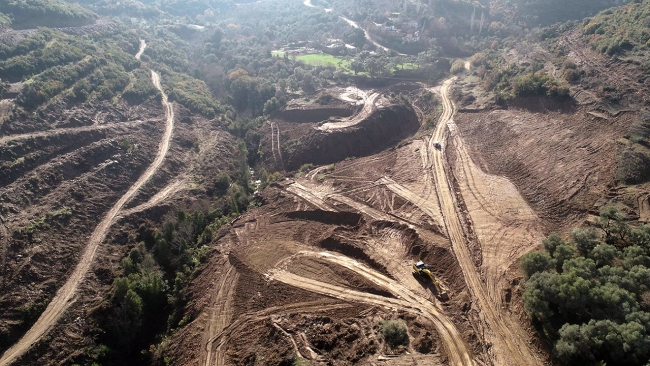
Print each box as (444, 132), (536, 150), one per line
(522, 207), (650, 365)
(0, 0), (96, 28)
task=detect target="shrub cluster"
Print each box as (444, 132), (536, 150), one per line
(380, 320), (409, 348)
(522, 207), (650, 365)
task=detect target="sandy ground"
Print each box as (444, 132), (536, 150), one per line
(170, 74), (548, 366)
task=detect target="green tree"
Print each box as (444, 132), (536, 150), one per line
(380, 320), (408, 348)
(520, 251), (555, 278)
(344, 28), (366, 48)
(543, 233), (565, 256)
(598, 206), (630, 244)
(590, 243), (618, 267)
(553, 244), (575, 272)
(571, 228), (601, 256)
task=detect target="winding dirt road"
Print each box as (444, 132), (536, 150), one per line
(135, 39), (146, 60)
(302, 0), (403, 55)
(317, 92), (381, 131)
(118, 178), (186, 218)
(0, 120), (151, 145)
(427, 78), (540, 366)
(270, 251), (473, 366)
(0, 41), (175, 366)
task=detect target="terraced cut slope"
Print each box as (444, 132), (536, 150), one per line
(0, 41), (176, 366)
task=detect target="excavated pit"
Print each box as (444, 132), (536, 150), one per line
(284, 103), (419, 170)
(276, 105), (356, 123)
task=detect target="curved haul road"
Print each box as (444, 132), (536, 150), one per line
(0, 41), (175, 366)
(271, 251), (473, 366)
(428, 78), (540, 365)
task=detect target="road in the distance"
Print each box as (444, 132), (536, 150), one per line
(0, 41), (175, 366)
(302, 0), (404, 55)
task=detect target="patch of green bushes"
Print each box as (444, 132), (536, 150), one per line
(616, 111), (650, 184)
(162, 70), (224, 118)
(450, 59), (466, 74)
(583, 1), (650, 57)
(90, 208), (238, 365)
(380, 320), (409, 348)
(522, 206), (650, 365)
(513, 72), (569, 98)
(0, 0), (96, 29)
(122, 69), (160, 104)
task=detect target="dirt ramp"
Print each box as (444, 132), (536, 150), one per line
(285, 103), (418, 170)
(280, 210), (362, 226)
(318, 235), (392, 278)
(277, 105), (355, 123)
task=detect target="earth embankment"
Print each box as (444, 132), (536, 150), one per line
(284, 103), (418, 170)
(276, 105), (356, 123)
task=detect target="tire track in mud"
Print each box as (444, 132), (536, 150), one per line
(0, 120), (151, 145)
(286, 180), (420, 227)
(270, 122), (278, 165)
(274, 122), (283, 167)
(270, 121), (284, 168)
(378, 176), (444, 228)
(203, 262), (239, 366)
(447, 126), (544, 304)
(270, 251), (473, 366)
(208, 300), (353, 365)
(286, 182), (336, 212)
(427, 78), (540, 366)
(0, 41), (175, 366)
(0, 218), (7, 288)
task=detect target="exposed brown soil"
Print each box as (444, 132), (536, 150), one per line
(6, 18), (650, 366)
(455, 107), (632, 226)
(0, 56), (240, 364)
(159, 153), (490, 362)
(275, 99), (356, 123)
(282, 103), (419, 170)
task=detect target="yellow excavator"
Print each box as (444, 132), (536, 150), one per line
(412, 261), (449, 300)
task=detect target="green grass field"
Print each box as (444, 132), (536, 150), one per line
(272, 51), (351, 70)
(296, 53), (352, 70)
(272, 51), (418, 74)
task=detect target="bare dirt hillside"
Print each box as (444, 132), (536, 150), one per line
(261, 89), (419, 171)
(0, 43), (240, 364)
(3, 8), (650, 365)
(161, 74), (554, 366)
(455, 27), (649, 228)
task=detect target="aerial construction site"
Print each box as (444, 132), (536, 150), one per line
(1, 0), (649, 365)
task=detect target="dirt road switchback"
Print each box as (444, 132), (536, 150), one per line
(0, 64), (175, 365)
(270, 251), (473, 366)
(429, 78), (540, 366)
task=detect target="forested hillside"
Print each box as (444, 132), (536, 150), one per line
(0, 0), (96, 29)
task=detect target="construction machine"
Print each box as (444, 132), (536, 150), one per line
(433, 141), (442, 150)
(412, 261), (449, 300)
